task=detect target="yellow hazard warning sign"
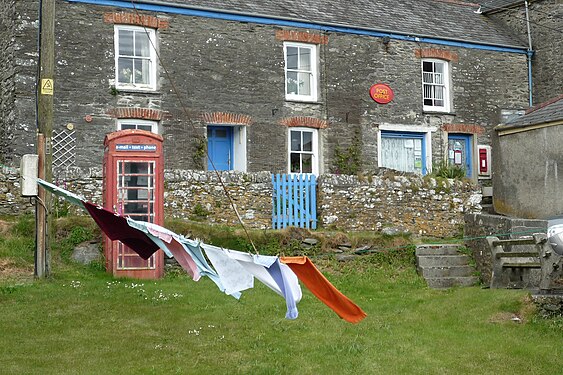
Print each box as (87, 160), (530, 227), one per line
(41, 79), (54, 95)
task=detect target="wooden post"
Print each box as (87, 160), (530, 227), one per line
(36, 0), (55, 277)
(36, 134), (47, 278)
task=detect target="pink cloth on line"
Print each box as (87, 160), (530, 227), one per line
(167, 237), (201, 281)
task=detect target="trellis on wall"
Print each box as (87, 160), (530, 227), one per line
(52, 129), (76, 176)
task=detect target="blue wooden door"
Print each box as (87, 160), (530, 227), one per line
(448, 134), (472, 177)
(207, 126), (233, 171)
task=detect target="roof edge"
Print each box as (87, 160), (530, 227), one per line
(525, 94), (563, 115)
(69, 0), (529, 52)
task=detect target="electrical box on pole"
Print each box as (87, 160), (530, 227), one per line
(21, 154), (39, 197)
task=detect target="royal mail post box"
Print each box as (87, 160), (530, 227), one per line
(478, 145), (491, 179)
(103, 130), (164, 279)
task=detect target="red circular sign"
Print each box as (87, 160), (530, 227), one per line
(369, 83), (394, 104)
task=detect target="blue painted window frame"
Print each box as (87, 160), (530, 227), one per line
(380, 131), (427, 175)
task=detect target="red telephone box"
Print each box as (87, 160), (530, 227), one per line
(103, 129), (164, 279)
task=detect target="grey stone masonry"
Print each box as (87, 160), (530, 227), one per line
(416, 244), (479, 289)
(489, 0), (562, 104)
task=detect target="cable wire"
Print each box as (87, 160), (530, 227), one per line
(128, 1), (259, 254)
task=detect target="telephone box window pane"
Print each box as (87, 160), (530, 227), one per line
(116, 160), (157, 270)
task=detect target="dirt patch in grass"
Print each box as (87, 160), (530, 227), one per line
(0, 259), (33, 282)
(0, 220), (13, 235)
(489, 295), (537, 324)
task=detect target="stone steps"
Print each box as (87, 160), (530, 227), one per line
(416, 244), (479, 289)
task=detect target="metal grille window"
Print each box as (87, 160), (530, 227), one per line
(289, 128), (318, 175)
(284, 42), (317, 101)
(422, 59), (449, 112)
(117, 119), (158, 133)
(115, 25), (157, 91)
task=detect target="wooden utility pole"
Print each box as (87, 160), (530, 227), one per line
(36, 0), (55, 277)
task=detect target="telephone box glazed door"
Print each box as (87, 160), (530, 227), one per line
(116, 160), (156, 270)
(103, 130), (164, 279)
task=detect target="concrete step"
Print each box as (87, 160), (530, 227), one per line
(425, 276), (479, 289)
(417, 254), (472, 268)
(416, 244), (462, 256)
(420, 265), (475, 278)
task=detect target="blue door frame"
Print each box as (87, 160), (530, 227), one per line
(207, 126), (233, 171)
(448, 134), (472, 177)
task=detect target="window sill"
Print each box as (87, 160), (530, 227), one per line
(422, 109), (456, 116)
(285, 98), (323, 105)
(115, 86), (160, 95)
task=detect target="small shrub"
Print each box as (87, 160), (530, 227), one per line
(431, 161), (466, 179)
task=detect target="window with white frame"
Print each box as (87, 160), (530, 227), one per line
(115, 25), (157, 91)
(117, 119), (158, 134)
(422, 59), (450, 112)
(288, 128), (318, 175)
(379, 131), (428, 175)
(284, 42), (318, 102)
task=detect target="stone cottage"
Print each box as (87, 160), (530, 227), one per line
(2, 0), (551, 234)
(1, 0), (532, 179)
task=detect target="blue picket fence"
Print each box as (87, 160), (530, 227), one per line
(272, 174), (317, 230)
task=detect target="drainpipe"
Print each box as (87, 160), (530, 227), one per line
(525, 0), (533, 106)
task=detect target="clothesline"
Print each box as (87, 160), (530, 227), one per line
(37, 178), (366, 323)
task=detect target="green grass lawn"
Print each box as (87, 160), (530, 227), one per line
(1, 217), (562, 374)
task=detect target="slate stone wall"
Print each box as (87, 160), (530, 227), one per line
(4, 1), (529, 176)
(489, 0), (562, 104)
(0, 0), (17, 163)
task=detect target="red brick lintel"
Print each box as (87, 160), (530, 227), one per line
(275, 30), (328, 45)
(104, 12), (169, 29)
(279, 117), (328, 129)
(442, 123), (485, 134)
(415, 48), (459, 62)
(108, 107), (164, 121)
(201, 112), (253, 126)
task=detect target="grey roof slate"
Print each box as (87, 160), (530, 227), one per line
(499, 95), (563, 129)
(479, 1), (524, 14)
(149, 0), (527, 48)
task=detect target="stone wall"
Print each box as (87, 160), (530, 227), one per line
(163, 170), (273, 229)
(319, 172), (482, 237)
(0, 167), (482, 238)
(0, 167), (34, 215)
(0, 0), (16, 163)
(489, 0), (562, 104)
(464, 212), (547, 285)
